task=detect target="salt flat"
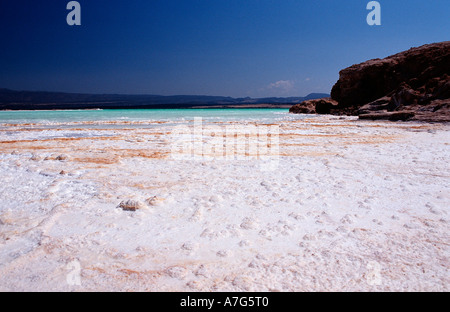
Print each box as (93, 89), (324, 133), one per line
(0, 115), (448, 291)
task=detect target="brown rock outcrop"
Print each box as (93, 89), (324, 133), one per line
(289, 98), (338, 115)
(290, 41), (450, 122)
(289, 99), (316, 114)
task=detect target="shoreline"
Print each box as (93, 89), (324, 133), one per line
(0, 105), (293, 112)
(0, 106), (291, 112)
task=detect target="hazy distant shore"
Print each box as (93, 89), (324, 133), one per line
(0, 88), (328, 110)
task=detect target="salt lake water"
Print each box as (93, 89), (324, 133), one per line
(0, 109), (299, 128)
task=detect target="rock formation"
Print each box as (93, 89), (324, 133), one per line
(118, 200), (147, 212)
(290, 41), (450, 122)
(289, 98), (338, 114)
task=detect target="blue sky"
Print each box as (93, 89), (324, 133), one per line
(0, 0), (448, 97)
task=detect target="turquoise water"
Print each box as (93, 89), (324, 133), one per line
(0, 108), (292, 125)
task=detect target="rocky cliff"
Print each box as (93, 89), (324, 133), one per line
(290, 41), (450, 122)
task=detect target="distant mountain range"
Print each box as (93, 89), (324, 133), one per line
(0, 88), (329, 110)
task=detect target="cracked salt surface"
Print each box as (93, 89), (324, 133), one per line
(0, 115), (448, 291)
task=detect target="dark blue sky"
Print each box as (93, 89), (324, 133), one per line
(0, 0), (448, 97)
